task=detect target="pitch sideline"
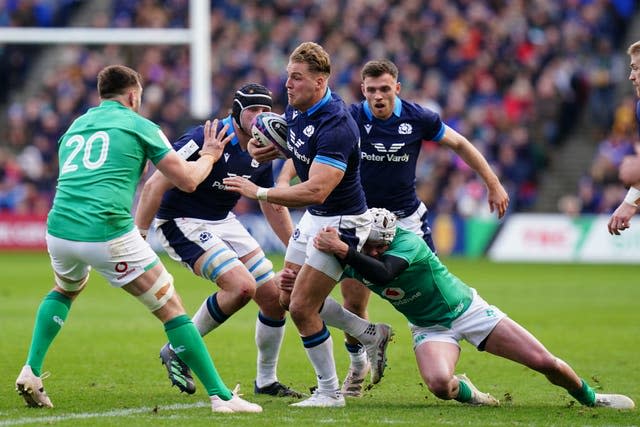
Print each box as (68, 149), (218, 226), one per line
(0, 401), (209, 425)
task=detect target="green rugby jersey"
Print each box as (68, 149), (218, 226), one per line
(344, 228), (473, 328)
(47, 100), (172, 242)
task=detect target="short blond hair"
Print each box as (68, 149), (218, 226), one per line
(627, 41), (640, 56)
(289, 42), (331, 76)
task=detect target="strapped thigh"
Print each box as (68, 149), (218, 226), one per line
(136, 269), (175, 312)
(244, 252), (274, 287)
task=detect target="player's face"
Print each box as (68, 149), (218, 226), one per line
(240, 106), (271, 136)
(629, 54), (640, 98)
(286, 61), (323, 112)
(362, 241), (390, 258)
(362, 73), (400, 120)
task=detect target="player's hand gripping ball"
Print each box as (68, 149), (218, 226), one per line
(251, 112), (289, 159)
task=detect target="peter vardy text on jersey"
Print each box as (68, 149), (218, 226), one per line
(361, 152), (410, 162)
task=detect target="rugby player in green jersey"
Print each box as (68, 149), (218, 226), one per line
(313, 207), (635, 409)
(15, 64), (261, 413)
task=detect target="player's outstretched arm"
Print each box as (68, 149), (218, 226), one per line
(439, 126), (509, 218)
(156, 119), (233, 192)
(134, 170), (175, 237)
(608, 185), (640, 235)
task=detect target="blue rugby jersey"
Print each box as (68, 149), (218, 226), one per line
(156, 115), (273, 220)
(350, 98), (445, 218)
(284, 89), (367, 216)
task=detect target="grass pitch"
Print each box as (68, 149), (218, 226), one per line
(1, 252), (638, 426)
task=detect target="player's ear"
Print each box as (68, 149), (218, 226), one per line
(361, 83), (366, 96)
(396, 81), (401, 95)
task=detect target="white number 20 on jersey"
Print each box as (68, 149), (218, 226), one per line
(60, 131), (110, 174)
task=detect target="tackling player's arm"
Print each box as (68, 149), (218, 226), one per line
(438, 125), (509, 218)
(313, 226), (408, 285)
(134, 171), (175, 235)
(224, 162), (343, 208)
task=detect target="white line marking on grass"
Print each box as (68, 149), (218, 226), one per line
(0, 402), (209, 426)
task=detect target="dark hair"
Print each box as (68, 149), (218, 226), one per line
(361, 59), (399, 81)
(97, 65), (142, 99)
(289, 42), (331, 76)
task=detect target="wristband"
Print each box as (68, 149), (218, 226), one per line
(623, 186), (640, 207)
(256, 187), (269, 201)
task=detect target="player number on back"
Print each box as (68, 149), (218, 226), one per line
(60, 131), (110, 174)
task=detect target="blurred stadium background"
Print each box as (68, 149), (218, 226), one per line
(0, 0), (639, 261)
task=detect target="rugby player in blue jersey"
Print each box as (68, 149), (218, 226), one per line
(224, 42), (392, 408)
(135, 83), (303, 399)
(338, 59), (510, 397)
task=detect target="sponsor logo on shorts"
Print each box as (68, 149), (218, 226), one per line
(115, 262), (128, 273)
(292, 228), (300, 240)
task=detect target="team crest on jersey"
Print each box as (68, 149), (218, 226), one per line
(199, 231), (213, 243)
(381, 287), (405, 300)
(398, 123), (412, 135)
(303, 125), (315, 137)
(364, 124), (372, 134)
(251, 159), (260, 168)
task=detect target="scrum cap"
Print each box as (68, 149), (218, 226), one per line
(232, 83), (273, 132)
(368, 208), (397, 245)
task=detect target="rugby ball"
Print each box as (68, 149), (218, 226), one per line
(251, 112), (289, 158)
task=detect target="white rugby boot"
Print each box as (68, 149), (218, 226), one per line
(15, 365), (53, 408)
(594, 393), (635, 409)
(341, 359), (371, 397)
(456, 374), (499, 406)
(290, 389), (345, 408)
(210, 384), (263, 413)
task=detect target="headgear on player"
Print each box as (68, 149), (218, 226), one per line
(232, 83), (273, 132)
(367, 208), (397, 245)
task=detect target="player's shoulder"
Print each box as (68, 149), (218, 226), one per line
(399, 98), (439, 120)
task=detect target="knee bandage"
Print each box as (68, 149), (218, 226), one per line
(137, 269), (175, 312)
(244, 252), (274, 287)
(201, 243), (242, 282)
(54, 272), (89, 292)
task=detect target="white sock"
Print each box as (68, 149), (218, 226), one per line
(191, 298), (222, 336)
(304, 333), (339, 395)
(319, 296), (370, 338)
(255, 315), (285, 388)
(348, 346), (368, 371)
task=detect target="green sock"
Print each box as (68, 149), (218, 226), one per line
(569, 379), (596, 406)
(26, 291), (72, 376)
(164, 315), (232, 400)
(455, 379), (473, 403)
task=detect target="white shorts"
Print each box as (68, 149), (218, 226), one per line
(410, 289), (507, 350)
(155, 214), (259, 270)
(285, 210), (372, 281)
(397, 202), (436, 253)
(46, 229), (158, 288)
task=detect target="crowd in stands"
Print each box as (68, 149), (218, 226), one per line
(0, 0), (637, 218)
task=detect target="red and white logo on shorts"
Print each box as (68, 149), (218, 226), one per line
(115, 262), (128, 273)
(382, 287), (405, 301)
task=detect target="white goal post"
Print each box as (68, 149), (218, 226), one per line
(0, 0), (212, 118)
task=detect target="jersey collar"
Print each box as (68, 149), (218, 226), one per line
(222, 115), (239, 146)
(363, 97), (402, 121)
(305, 87), (332, 117)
